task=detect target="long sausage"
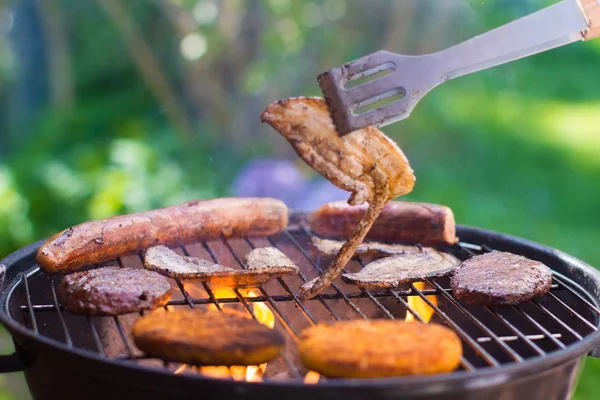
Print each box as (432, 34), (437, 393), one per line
(309, 201), (457, 246)
(37, 198), (288, 274)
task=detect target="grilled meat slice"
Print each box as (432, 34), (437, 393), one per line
(261, 97), (415, 299)
(342, 250), (460, 289)
(311, 236), (421, 257)
(144, 245), (232, 279)
(451, 251), (552, 306)
(144, 246), (298, 287)
(58, 266), (171, 316)
(243, 247), (298, 270)
(310, 201), (458, 246)
(132, 310), (285, 366)
(298, 320), (462, 378)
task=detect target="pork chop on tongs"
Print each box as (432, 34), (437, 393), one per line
(261, 97), (415, 299)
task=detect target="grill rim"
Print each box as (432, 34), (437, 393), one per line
(1, 223), (600, 393)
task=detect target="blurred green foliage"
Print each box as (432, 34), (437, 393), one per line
(0, 0), (599, 398)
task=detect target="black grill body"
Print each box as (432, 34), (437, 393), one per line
(0, 219), (599, 400)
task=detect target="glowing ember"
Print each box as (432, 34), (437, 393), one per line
(304, 371), (321, 384)
(405, 282), (437, 323)
(200, 366), (233, 379)
(174, 365), (187, 374)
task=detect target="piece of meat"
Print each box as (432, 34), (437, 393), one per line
(243, 246), (297, 270)
(58, 266), (171, 316)
(261, 97), (415, 299)
(37, 197), (288, 274)
(342, 250), (460, 289)
(310, 201), (457, 246)
(261, 97), (414, 205)
(298, 320), (462, 378)
(143, 246), (298, 287)
(132, 310), (285, 366)
(451, 251), (553, 306)
(311, 236), (421, 257)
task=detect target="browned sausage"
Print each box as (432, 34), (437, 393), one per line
(309, 201), (457, 246)
(37, 198), (288, 274)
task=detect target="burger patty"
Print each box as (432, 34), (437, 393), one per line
(58, 266), (172, 316)
(298, 320), (462, 378)
(451, 251), (552, 306)
(132, 310), (285, 366)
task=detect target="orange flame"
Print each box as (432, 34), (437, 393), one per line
(179, 284), (275, 381)
(304, 371), (321, 384)
(405, 282), (437, 323)
(151, 305), (175, 315)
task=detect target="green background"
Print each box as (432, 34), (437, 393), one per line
(0, 0), (599, 398)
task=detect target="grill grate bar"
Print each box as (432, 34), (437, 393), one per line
(483, 307), (546, 356)
(284, 230), (367, 319)
(86, 316), (105, 354)
(221, 238), (305, 338)
(48, 276), (73, 347)
(409, 283), (501, 367)
(20, 285), (569, 312)
(530, 302), (583, 341)
(477, 333), (561, 343)
(22, 272), (38, 333)
(174, 279), (195, 309)
(457, 243), (479, 257)
(177, 248), (225, 312)
(233, 290), (303, 379)
(113, 316), (136, 358)
(303, 230), (396, 319)
(203, 239), (303, 380)
(512, 306), (566, 349)
(244, 238), (318, 325)
(428, 280), (524, 363)
(267, 236), (342, 321)
(546, 292), (597, 331)
(552, 275), (600, 315)
(386, 288), (476, 371)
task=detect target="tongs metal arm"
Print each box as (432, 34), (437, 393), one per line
(318, 0), (600, 136)
(437, 0), (588, 82)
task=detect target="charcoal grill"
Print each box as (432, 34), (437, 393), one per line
(1, 212), (600, 400)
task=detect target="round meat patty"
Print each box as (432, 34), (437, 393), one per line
(131, 310), (285, 366)
(58, 266), (172, 316)
(298, 320), (462, 378)
(451, 251), (552, 306)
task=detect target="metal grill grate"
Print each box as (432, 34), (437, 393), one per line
(8, 215), (600, 383)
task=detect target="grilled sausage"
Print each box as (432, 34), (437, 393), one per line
(37, 198), (288, 274)
(310, 201), (457, 246)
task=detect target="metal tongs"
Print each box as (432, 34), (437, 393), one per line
(319, 0), (600, 135)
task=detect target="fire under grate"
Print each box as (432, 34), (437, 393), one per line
(7, 215), (600, 383)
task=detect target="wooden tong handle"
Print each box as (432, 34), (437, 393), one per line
(579, 0), (600, 39)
